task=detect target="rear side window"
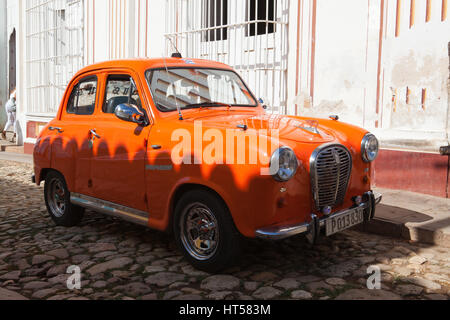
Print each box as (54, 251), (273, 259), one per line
(67, 76), (98, 115)
(103, 75), (142, 114)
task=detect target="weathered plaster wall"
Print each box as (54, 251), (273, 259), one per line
(292, 0), (381, 129)
(7, 0), (23, 146)
(0, 0), (7, 130)
(311, 0), (380, 128)
(290, 0), (449, 153)
(379, 0), (450, 151)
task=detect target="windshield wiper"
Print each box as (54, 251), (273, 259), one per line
(183, 102), (232, 110)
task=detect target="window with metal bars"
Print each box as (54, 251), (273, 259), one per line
(25, 0), (84, 115)
(202, 0), (228, 42)
(246, 0), (277, 37)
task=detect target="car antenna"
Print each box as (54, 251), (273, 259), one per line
(167, 37), (182, 59)
(163, 48), (183, 121)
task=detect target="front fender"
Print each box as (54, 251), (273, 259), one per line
(33, 127), (54, 185)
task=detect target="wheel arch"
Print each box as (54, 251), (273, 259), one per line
(38, 168), (70, 189)
(167, 183), (234, 234)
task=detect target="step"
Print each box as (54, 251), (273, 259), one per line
(360, 188), (450, 248)
(0, 139), (17, 152)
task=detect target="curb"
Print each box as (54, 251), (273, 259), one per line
(356, 217), (450, 248)
(0, 152), (33, 164)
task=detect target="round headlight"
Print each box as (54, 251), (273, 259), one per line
(361, 133), (379, 162)
(270, 147), (299, 182)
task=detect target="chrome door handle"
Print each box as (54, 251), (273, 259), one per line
(49, 126), (64, 133)
(90, 129), (101, 139)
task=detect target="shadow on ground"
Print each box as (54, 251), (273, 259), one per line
(0, 160), (449, 300)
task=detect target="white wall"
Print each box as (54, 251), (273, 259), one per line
(312, 0), (379, 128)
(86, 0), (166, 64)
(379, 0), (450, 151)
(8, 0), (166, 147)
(0, 0), (7, 129)
(5, 0), (449, 153)
(289, 0), (449, 152)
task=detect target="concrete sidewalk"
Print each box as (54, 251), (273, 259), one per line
(366, 188), (450, 248)
(0, 151), (32, 164)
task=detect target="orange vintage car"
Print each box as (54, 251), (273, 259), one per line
(33, 57), (381, 272)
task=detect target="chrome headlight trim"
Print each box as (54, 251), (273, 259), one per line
(361, 133), (379, 163)
(270, 146), (299, 182)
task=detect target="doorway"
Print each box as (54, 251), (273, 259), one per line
(9, 29), (16, 94)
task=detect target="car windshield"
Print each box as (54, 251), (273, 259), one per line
(146, 68), (257, 112)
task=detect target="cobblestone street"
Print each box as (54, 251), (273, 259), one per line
(0, 160), (449, 300)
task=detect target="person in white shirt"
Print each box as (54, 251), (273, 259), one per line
(1, 89), (17, 142)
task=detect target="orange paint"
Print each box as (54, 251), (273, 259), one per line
(395, 0), (401, 37)
(410, 0), (416, 28)
(115, 0), (118, 58)
(376, 0), (385, 127)
(422, 88), (427, 110)
(426, 0), (432, 22)
(86, 1), (89, 64)
(310, 0), (317, 105)
(93, 0), (95, 63)
(138, 0), (141, 55)
(406, 86), (411, 104)
(443, 0), (448, 21)
(295, 0), (302, 116)
(34, 58), (375, 238)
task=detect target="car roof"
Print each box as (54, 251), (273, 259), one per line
(74, 57), (234, 78)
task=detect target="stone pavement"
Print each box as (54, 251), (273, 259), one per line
(0, 160), (449, 300)
(2, 150), (449, 247)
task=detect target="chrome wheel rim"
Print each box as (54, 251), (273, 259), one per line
(180, 202), (219, 261)
(47, 178), (66, 218)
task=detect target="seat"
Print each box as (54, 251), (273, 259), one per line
(105, 96), (138, 114)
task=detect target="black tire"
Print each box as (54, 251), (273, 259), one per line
(44, 171), (84, 227)
(173, 189), (241, 273)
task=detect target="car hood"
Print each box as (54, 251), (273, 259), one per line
(181, 110), (336, 144)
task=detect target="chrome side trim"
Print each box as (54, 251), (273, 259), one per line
(255, 223), (310, 241)
(70, 193), (149, 226)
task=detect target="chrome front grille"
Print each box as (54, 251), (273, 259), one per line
(310, 144), (352, 209)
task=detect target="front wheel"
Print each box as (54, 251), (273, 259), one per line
(173, 190), (241, 273)
(44, 171), (84, 227)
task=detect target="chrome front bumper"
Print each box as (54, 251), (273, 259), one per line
(255, 191), (382, 241)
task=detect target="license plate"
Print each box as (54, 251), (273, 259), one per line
(326, 207), (364, 236)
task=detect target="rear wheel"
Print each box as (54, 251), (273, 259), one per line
(173, 189), (241, 273)
(44, 171), (84, 227)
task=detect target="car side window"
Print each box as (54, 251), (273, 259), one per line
(103, 75), (142, 114)
(67, 77), (98, 115)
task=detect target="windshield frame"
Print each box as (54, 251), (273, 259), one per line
(145, 67), (259, 113)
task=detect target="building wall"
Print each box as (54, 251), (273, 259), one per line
(4, 0), (450, 197)
(10, 0), (165, 151)
(288, 0), (449, 197)
(5, 0), (22, 144)
(379, 0), (450, 152)
(292, 0), (450, 153)
(85, 0), (165, 63)
(0, 0), (7, 130)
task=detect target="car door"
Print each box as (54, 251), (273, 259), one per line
(90, 71), (151, 213)
(51, 74), (99, 197)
